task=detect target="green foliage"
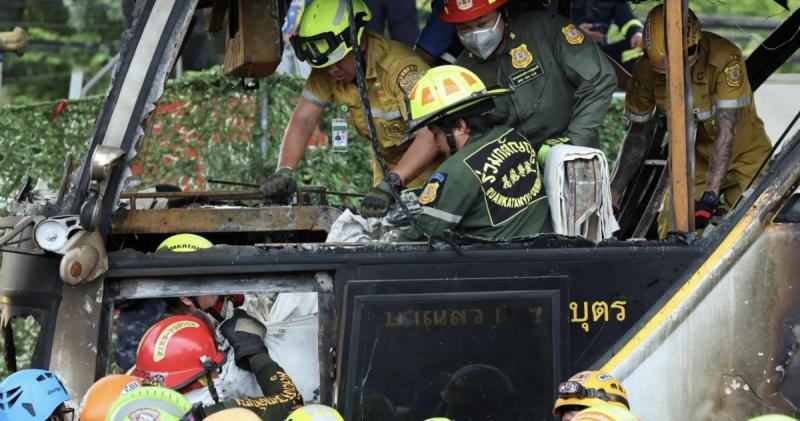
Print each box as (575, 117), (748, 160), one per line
(0, 317), (42, 378)
(600, 98), (626, 168)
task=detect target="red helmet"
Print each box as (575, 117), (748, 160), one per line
(438, 0), (509, 23)
(130, 315), (224, 392)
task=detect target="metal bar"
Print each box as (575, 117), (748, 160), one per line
(81, 53), (121, 96)
(665, 0), (693, 232)
(112, 206), (342, 234)
(121, 189), (262, 200)
(108, 272), (329, 300)
(746, 8), (800, 91)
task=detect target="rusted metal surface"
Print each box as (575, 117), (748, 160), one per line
(112, 205), (342, 234)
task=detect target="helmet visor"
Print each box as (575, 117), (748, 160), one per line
(292, 31), (346, 67)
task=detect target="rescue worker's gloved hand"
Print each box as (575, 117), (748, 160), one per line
(537, 136), (571, 167)
(180, 403), (207, 421)
(359, 172), (402, 218)
(695, 191), (718, 230)
(219, 309), (268, 369)
(260, 166), (297, 200)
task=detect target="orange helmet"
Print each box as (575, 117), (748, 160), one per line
(438, 0), (509, 23)
(643, 4), (701, 73)
(130, 315), (224, 391)
(78, 374), (141, 421)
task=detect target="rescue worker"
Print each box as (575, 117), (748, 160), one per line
(571, 0), (644, 73)
(285, 404), (344, 421)
(105, 386), (193, 421)
(397, 65), (552, 241)
(78, 374), (141, 421)
(0, 369), (73, 421)
(115, 233), (221, 372)
(263, 0), (443, 218)
(440, 0), (617, 149)
(552, 371), (630, 421)
(571, 403), (638, 421)
(610, 4), (772, 233)
(131, 311), (303, 419)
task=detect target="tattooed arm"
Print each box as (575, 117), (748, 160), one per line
(705, 109), (738, 195)
(610, 121), (655, 204)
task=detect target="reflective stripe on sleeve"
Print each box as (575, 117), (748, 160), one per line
(620, 19), (644, 36)
(370, 109), (402, 120)
(301, 89), (329, 108)
(694, 108), (714, 121)
(421, 206), (463, 224)
(624, 109), (654, 123)
(716, 97), (751, 109)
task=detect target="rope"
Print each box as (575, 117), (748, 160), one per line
(343, 0), (461, 253)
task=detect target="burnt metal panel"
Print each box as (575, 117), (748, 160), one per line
(112, 206), (342, 234)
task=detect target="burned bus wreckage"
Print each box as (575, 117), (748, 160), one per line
(2, 0), (800, 419)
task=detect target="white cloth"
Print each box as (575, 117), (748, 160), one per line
(242, 292), (321, 403)
(325, 209), (384, 243)
(544, 145), (619, 241)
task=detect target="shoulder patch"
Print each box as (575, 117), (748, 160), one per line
(397, 64), (423, 95)
(419, 172), (446, 206)
(463, 130), (543, 226)
(510, 43), (533, 69)
(724, 63), (742, 88)
(561, 24), (585, 45)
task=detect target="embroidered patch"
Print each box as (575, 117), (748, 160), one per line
(456, 0), (473, 10)
(419, 172), (446, 206)
(463, 130), (542, 226)
(130, 409), (161, 421)
(380, 120), (407, 139)
(397, 64), (423, 95)
(724, 63), (742, 87)
(510, 43), (533, 69)
(562, 24), (585, 45)
(508, 62), (543, 89)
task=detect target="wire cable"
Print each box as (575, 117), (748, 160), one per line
(343, 0), (461, 253)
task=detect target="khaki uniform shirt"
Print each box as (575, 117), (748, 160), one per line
(399, 126), (551, 241)
(625, 31), (771, 203)
(456, 11), (617, 148)
(302, 31), (442, 187)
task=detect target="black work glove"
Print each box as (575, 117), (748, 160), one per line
(219, 309), (268, 369)
(179, 403), (207, 421)
(261, 166), (297, 200)
(695, 191), (719, 230)
(359, 172), (401, 218)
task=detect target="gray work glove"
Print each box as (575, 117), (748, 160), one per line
(260, 166), (297, 200)
(219, 309), (268, 369)
(359, 172), (401, 218)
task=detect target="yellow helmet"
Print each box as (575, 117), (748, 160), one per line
(205, 408), (262, 420)
(292, 0), (372, 68)
(643, 3), (701, 74)
(285, 404), (344, 421)
(748, 416), (799, 421)
(156, 233), (212, 252)
(552, 371), (629, 415)
(407, 65), (508, 133)
(572, 403), (639, 421)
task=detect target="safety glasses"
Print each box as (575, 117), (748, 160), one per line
(58, 407), (75, 421)
(291, 12), (369, 67)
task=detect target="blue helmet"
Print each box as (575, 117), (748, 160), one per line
(0, 369), (71, 421)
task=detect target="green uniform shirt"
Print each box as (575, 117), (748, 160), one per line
(201, 353), (303, 421)
(400, 126), (551, 241)
(455, 11), (617, 148)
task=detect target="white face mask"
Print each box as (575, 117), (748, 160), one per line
(458, 14), (503, 60)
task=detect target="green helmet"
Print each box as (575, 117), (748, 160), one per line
(292, 0), (372, 68)
(105, 386), (192, 421)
